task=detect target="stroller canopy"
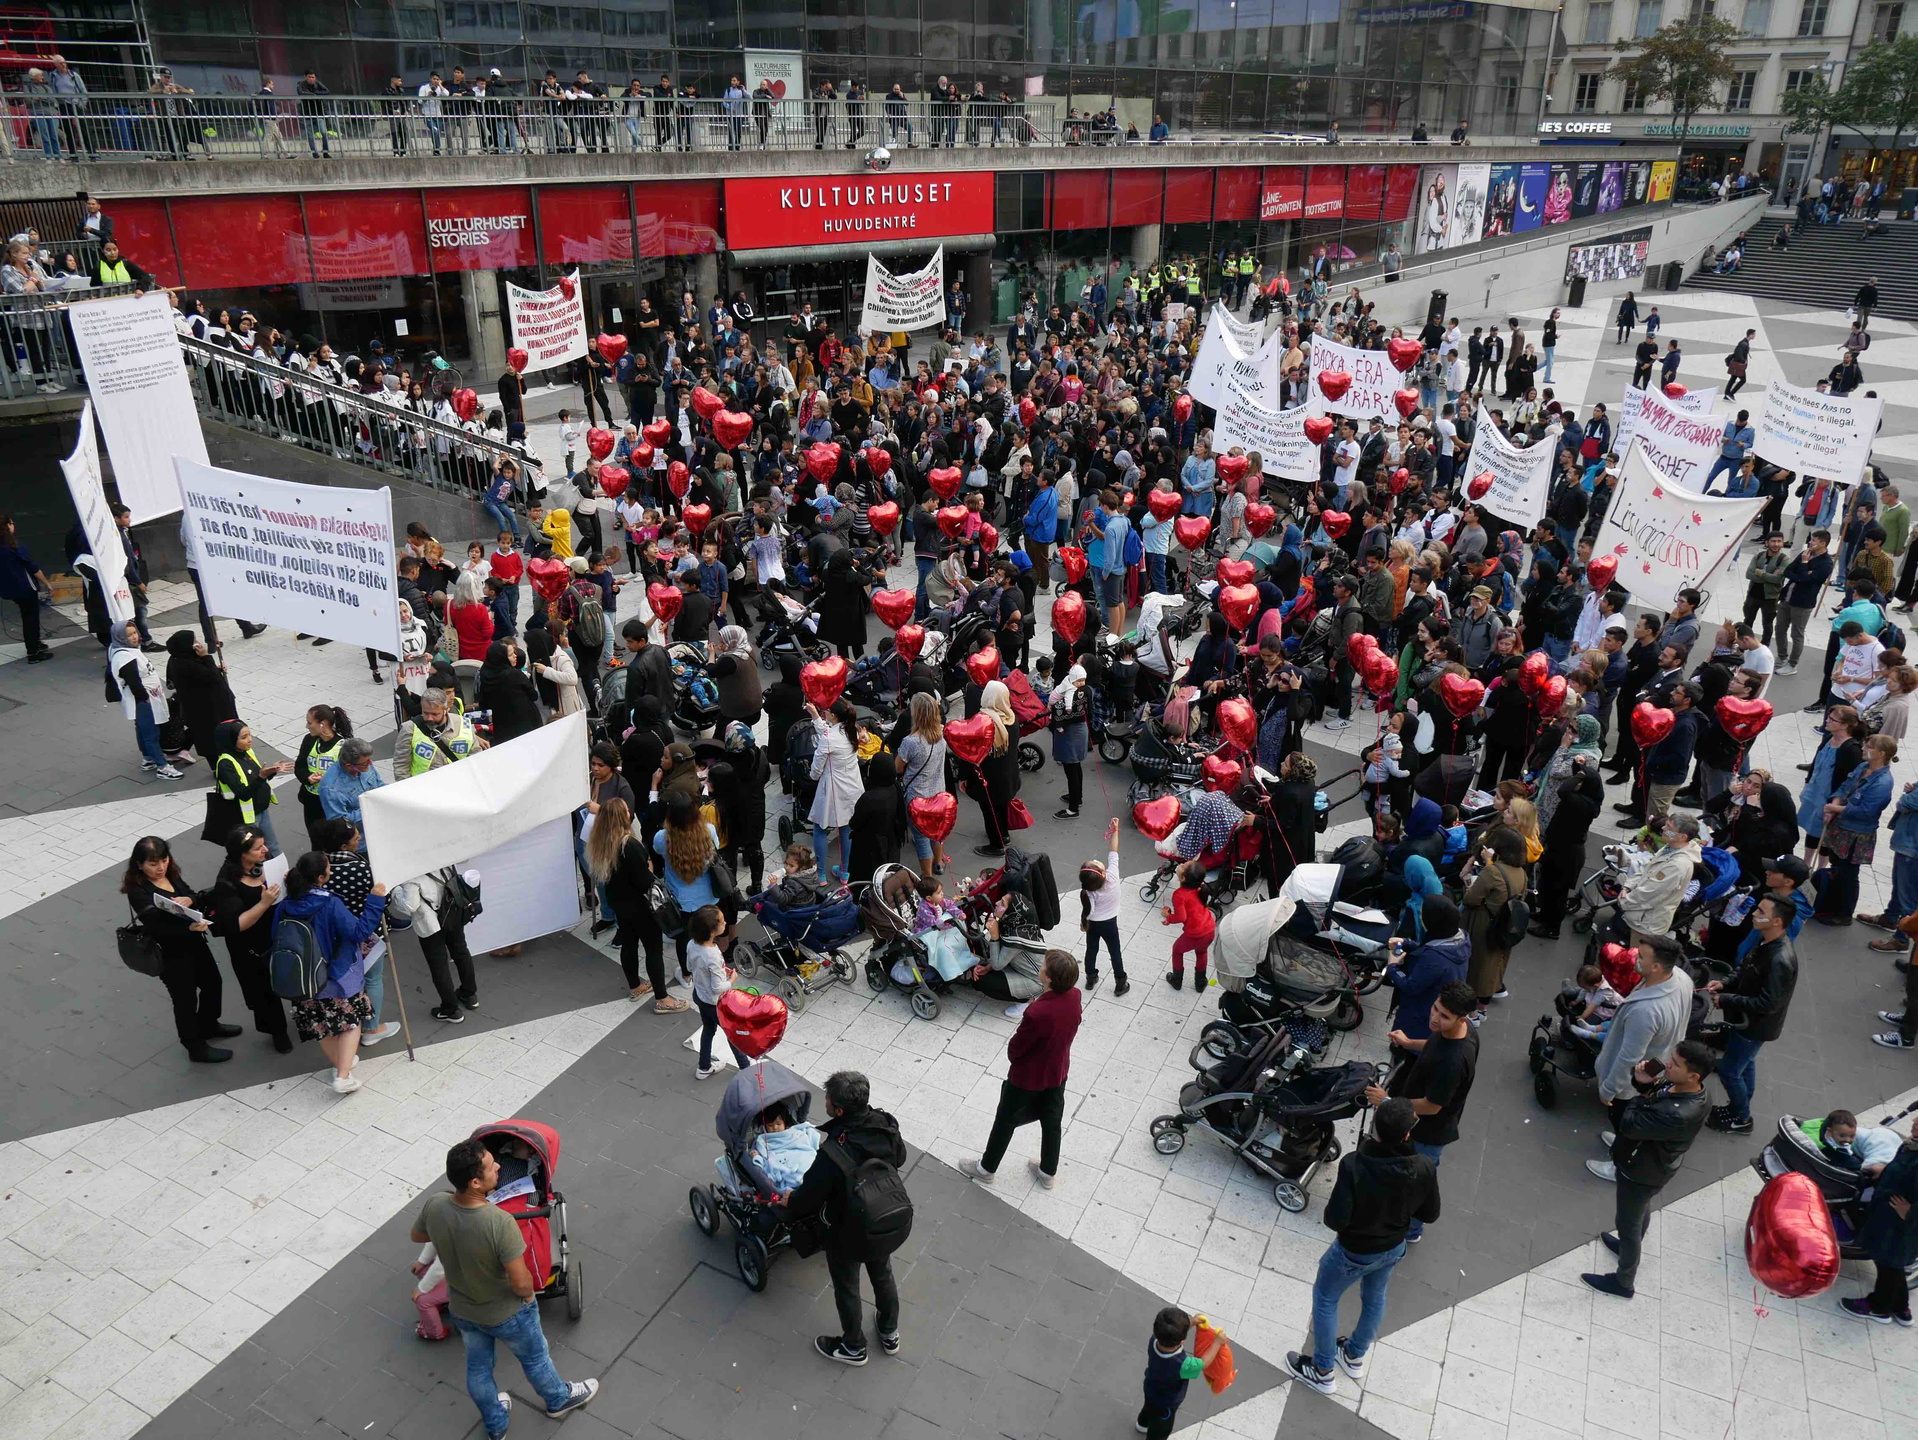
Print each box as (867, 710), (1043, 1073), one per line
(1213, 894), (1296, 979)
(471, 1119), (563, 1184)
(715, 1059), (814, 1152)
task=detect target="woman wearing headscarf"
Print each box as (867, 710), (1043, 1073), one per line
(394, 598), (433, 706)
(817, 549), (871, 660)
(212, 719), (291, 857)
(1398, 854), (1444, 944)
(1272, 523), (1304, 598)
(846, 760), (906, 893)
(1462, 825), (1529, 1005)
(108, 619), (181, 777)
(807, 697), (864, 878)
(476, 640), (541, 742)
(1385, 795), (1445, 901)
(164, 630), (235, 763)
(656, 741), (704, 808)
(1531, 753), (1604, 940)
(1049, 662), (1089, 819)
(1536, 713), (1602, 832)
(711, 625), (764, 728)
(1706, 769), (1799, 886)
(965, 679), (1023, 857)
(718, 725), (770, 890)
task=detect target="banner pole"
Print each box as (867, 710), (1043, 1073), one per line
(378, 916), (417, 1062)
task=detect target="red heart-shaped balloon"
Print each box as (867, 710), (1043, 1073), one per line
(1202, 754), (1243, 793)
(1217, 696), (1258, 752)
(507, 347), (529, 374)
(586, 426), (616, 460)
(965, 646), (1001, 688)
(557, 273), (576, 300)
(632, 442), (655, 469)
(894, 623), (925, 664)
(928, 466), (963, 500)
(936, 505), (969, 539)
(1244, 503), (1276, 538)
(1017, 396), (1037, 429)
(1346, 632), (1379, 670)
(667, 460), (691, 498)
(1746, 1172), (1842, 1301)
(597, 464), (630, 499)
(1388, 467), (1411, 496)
(646, 580), (683, 625)
(801, 655), (849, 709)
(1147, 489), (1182, 522)
(453, 387), (480, 422)
(1317, 369), (1353, 403)
(1320, 510), (1351, 539)
(711, 409), (754, 449)
(529, 556), (570, 602)
(1132, 795), (1184, 841)
(596, 332), (628, 364)
(682, 502), (713, 535)
(1216, 453), (1250, 484)
(642, 419), (672, 447)
(1438, 673), (1486, 718)
(805, 442), (841, 482)
(715, 987), (788, 1059)
(1587, 554), (1618, 591)
(908, 791), (958, 843)
(1058, 546), (1089, 584)
(1218, 583), (1260, 631)
(864, 446), (893, 479)
(1303, 415), (1335, 445)
(872, 589), (916, 630)
(1631, 702), (1674, 747)
(945, 712), (995, 766)
(1051, 590), (1086, 644)
(1386, 337), (1424, 372)
(1466, 471), (1494, 501)
(1518, 651), (1551, 695)
(1173, 393), (1194, 425)
(1600, 942), (1639, 994)
(867, 500), (901, 536)
(1393, 388), (1420, 420)
(1534, 674), (1568, 714)
(1663, 382), (1687, 400)
(1216, 558), (1256, 586)
(690, 385), (725, 421)
(1716, 696), (1774, 744)
(1364, 653), (1399, 696)
(1174, 516), (1212, 551)
(978, 522), (999, 554)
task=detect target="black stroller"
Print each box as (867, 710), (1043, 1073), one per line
(1127, 717), (1208, 806)
(688, 1058), (815, 1292)
(1527, 964), (1722, 1109)
(1202, 931), (1361, 1061)
(776, 722), (818, 849)
(1752, 1113), (1918, 1280)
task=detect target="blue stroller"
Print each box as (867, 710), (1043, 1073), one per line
(736, 886), (863, 1013)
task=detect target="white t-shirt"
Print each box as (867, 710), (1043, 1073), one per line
(1740, 643), (1774, 678)
(1334, 440), (1359, 482)
(1085, 850), (1122, 922)
(1435, 417), (1457, 458)
(1836, 638), (1883, 690)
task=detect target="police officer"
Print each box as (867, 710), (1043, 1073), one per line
(393, 687), (486, 776)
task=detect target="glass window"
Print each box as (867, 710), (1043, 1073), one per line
(922, 0), (970, 61)
(1725, 70), (1756, 109)
(603, 0), (672, 42)
(1623, 77), (1648, 109)
(1574, 72), (1602, 112)
(1797, 0), (1829, 34)
(805, 0), (861, 54)
(868, 0), (916, 57)
(1634, 0), (1664, 37)
(441, 1), (525, 41)
(979, 0), (1023, 63)
(1741, 0), (1773, 32)
(741, 0), (803, 49)
(147, 0), (254, 31)
(252, 0), (351, 36)
(675, 0), (740, 49)
(1875, 1), (1905, 38)
(1584, 2), (1614, 43)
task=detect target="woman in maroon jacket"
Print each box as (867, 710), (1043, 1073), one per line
(959, 949), (1083, 1190)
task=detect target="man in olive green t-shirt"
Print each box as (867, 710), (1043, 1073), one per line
(412, 1139), (599, 1439)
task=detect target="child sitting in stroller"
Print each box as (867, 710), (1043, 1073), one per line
(1569, 962), (1622, 1041)
(768, 843), (825, 907)
(913, 874), (982, 981)
(744, 1097), (823, 1195)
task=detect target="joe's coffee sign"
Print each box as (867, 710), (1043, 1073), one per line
(723, 171), (995, 250)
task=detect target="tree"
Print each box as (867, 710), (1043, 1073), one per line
(1608, 17), (1741, 144)
(1780, 37), (1918, 165)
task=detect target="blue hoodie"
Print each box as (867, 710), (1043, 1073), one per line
(1387, 934), (1472, 1041)
(278, 884), (387, 999)
(1023, 485), (1058, 546)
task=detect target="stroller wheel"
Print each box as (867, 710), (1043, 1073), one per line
(1327, 993), (1363, 1032)
(865, 956), (889, 993)
(1534, 1071), (1559, 1109)
(1099, 735), (1132, 764)
(1354, 967), (1385, 997)
(1528, 1033), (1550, 1076)
(1572, 915), (1592, 934)
(689, 1185), (719, 1237)
(1149, 1117), (1187, 1155)
(832, 954), (855, 985)
(564, 1259), (584, 1321)
(1273, 1179), (1308, 1213)
(1198, 1021), (1245, 1061)
(736, 1236), (770, 1292)
(732, 940), (763, 979)
(1018, 740), (1044, 773)
(778, 974), (808, 1014)
(910, 987), (940, 1021)
(778, 816), (794, 848)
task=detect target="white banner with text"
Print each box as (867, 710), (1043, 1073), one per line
(506, 268), (588, 370)
(1306, 333), (1402, 426)
(1463, 417), (1556, 530)
(1189, 305), (1283, 411)
(1619, 386), (1724, 489)
(1212, 375), (1317, 484)
(1591, 446), (1767, 610)
(859, 246), (947, 335)
(60, 402), (136, 625)
(1613, 382), (1717, 463)
(67, 292), (209, 523)
(1753, 375), (1881, 484)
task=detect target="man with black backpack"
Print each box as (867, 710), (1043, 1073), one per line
(778, 1070), (912, 1366)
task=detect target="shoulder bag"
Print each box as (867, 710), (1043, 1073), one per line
(116, 899), (166, 977)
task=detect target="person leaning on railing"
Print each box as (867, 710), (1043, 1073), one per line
(91, 240), (154, 289)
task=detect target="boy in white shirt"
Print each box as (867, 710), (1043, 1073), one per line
(1079, 817), (1130, 995)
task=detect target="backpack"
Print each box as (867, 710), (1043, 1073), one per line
(1878, 612), (1906, 655)
(570, 582), (606, 649)
(823, 1134), (914, 1254)
(435, 867), (484, 928)
(1497, 894), (1531, 950)
(267, 913), (328, 1000)
(1122, 519), (1143, 567)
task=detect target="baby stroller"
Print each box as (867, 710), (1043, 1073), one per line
(1526, 970), (1719, 1109)
(1752, 1115), (1918, 1280)
(688, 1058), (813, 1292)
(844, 648), (908, 726)
(755, 588), (831, 671)
(1128, 717), (1208, 806)
(776, 722), (818, 849)
(1275, 861), (1394, 1000)
(1139, 814), (1265, 910)
(860, 863), (952, 1020)
(669, 642), (721, 735)
(1148, 1030), (1383, 1213)
(1203, 931), (1358, 1058)
(738, 884), (862, 1013)
(470, 1119), (582, 1319)
(1003, 668), (1049, 773)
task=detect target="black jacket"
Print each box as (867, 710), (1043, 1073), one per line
(1612, 1082), (1710, 1188)
(1716, 935), (1797, 1043)
(1323, 1137), (1441, 1254)
(784, 1107), (908, 1258)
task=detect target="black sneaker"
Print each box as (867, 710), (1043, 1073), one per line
(1284, 1352), (1336, 1395)
(973, 843), (1006, 858)
(1113, 977), (1131, 998)
(878, 1331), (900, 1356)
(1707, 1112), (1752, 1134)
(1194, 972), (1209, 992)
(815, 1335), (868, 1366)
(459, 994), (479, 1010)
(1580, 1272), (1634, 1299)
(1055, 807), (1080, 820)
(1601, 1231), (1620, 1254)
(1165, 970), (1183, 991)
(430, 1005), (466, 1024)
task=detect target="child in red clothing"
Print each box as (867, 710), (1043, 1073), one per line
(1163, 862), (1216, 992)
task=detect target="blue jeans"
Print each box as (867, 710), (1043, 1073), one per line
(1404, 1141), (1444, 1239)
(424, 117), (445, 152)
(575, 831), (615, 922)
(484, 499), (520, 541)
(455, 1301), (572, 1437)
(34, 117), (58, 158)
(363, 954), (385, 1029)
(1541, 346), (1555, 382)
(1148, 551), (1169, 594)
(305, 117), (330, 156)
(1718, 1030), (1763, 1124)
(133, 701), (168, 768)
(1309, 1240), (1407, 1371)
(1541, 634), (1570, 664)
(1888, 851), (1918, 924)
(813, 823), (851, 876)
(1703, 455), (1739, 492)
(915, 555), (936, 619)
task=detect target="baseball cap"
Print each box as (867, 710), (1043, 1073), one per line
(1470, 584), (1493, 600)
(1764, 855), (1810, 885)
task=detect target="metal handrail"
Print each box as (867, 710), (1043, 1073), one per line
(179, 333), (538, 502)
(0, 279), (137, 398)
(0, 92), (1060, 163)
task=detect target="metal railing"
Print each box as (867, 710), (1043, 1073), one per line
(181, 334), (536, 501)
(0, 92), (1060, 163)
(0, 280), (137, 399)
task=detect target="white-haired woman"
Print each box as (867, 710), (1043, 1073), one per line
(448, 569), (493, 660)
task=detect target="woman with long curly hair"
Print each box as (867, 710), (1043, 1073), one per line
(588, 797), (685, 1011)
(653, 789), (734, 972)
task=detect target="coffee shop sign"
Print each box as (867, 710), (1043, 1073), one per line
(1642, 122), (1753, 137)
(1539, 120), (1613, 135)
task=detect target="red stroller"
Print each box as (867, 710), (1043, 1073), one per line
(1004, 668), (1050, 773)
(470, 1119), (583, 1320)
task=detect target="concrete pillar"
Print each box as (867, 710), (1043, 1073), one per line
(462, 271), (507, 376)
(964, 249), (991, 333)
(1131, 223), (1161, 269)
(693, 252), (719, 307)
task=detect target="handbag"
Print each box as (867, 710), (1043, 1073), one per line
(708, 858), (740, 909)
(1006, 798), (1034, 831)
(116, 900), (166, 978)
(201, 789), (245, 845)
(649, 879), (687, 937)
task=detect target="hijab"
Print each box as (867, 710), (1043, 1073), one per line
(716, 625), (753, 661)
(1403, 794), (1442, 840)
(478, 640), (517, 684)
(164, 629), (222, 692)
(1569, 713), (1602, 758)
(1280, 522), (1304, 564)
(1402, 854), (1442, 940)
(979, 679), (1015, 754)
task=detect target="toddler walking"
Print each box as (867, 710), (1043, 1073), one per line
(1162, 862), (1216, 992)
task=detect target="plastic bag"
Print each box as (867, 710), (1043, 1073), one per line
(1193, 1318), (1236, 1395)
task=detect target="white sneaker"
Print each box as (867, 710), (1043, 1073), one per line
(1776, 663), (1797, 676)
(959, 1158), (996, 1184)
(359, 1022), (401, 1045)
(1586, 1159), (1618, 1182)
(1322, 716), (1352, 730)
(1028, 1159), (1057, 1190)
(1003, 1002), (1029, 1020)
(154, 765), (185, 779)
(695, 1065), (717, 1079)
(330, 1073), (363, 1094)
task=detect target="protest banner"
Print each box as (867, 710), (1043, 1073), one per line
(59, 402), (136, 626)
(1591, 446), (1767, 610)
(1306, 332), (1400, 425)
(1613, 382), (1716, 461)
(859, 246), (946, 334)
(66, 292), (208, 523)
(1212, 373), (1316, 484)
(1620, 386), (1723, 488)
(1462, 417), (1556, 529)
(1753, 375), (1881, 484)
(173, 458), (401, 653)
(506, 268), (588, 370)
(1189, 305), (1283, 411)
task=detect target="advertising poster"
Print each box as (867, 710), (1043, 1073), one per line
(66, 292), (210, 523)
(1572, 162), (1603, 219)
(1623, 160), (1651, 208)
(1452, 163), (1490, 248)
(1545, 163), (1575, 225)
(742, 49), (804, 103)
(506, 268), (588, 370)
(859, 246), (947, 334)
(1564, 226), (1653, 284)
(1307, 332), (1403, 425)
(1485, 163), (1520, 238)
(59, 402), (136, 625)
(1592, 447), (1768, 609)
(1599, 162), (1625, 214)
(1752, 375), (1883, 485)
(1414, 163), (1458, 254)
(1463, 418), (1557, 530)
(1649, 160), (1676, 203)
(1515, 161), (1550, 232)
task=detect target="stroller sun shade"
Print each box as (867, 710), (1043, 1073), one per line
(1262, 933), (1352, 1002)
(1260, 1060), (1377, 1123)
(715, 1058), (813, 1152)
